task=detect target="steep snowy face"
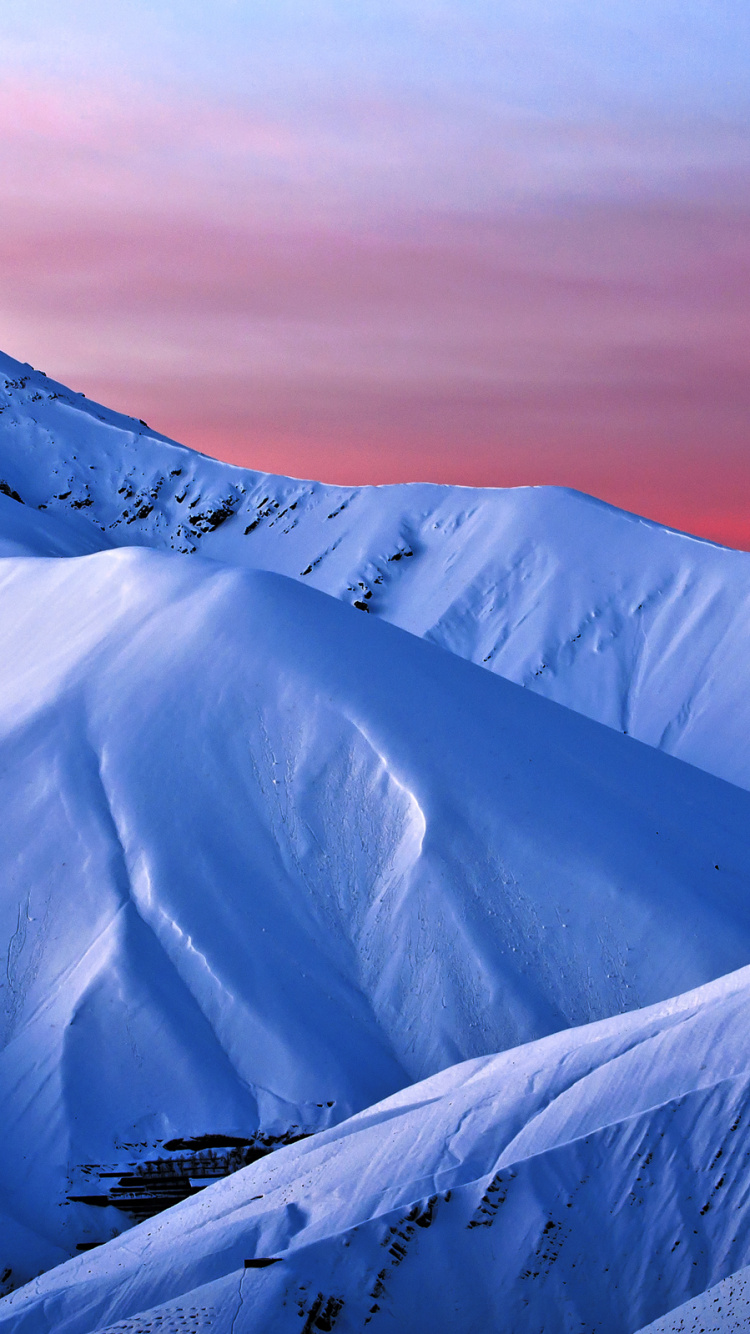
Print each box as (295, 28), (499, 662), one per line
(5, 965), (750, 1334)
(2, 350), (750, 789)
(1, 549), (750, 1283)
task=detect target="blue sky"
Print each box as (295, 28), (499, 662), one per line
(6, 2), (750, 110)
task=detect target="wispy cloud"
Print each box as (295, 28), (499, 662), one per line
(1, 5), (749, 546)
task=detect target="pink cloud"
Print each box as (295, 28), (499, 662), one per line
(0, 75), (296, 156)
(0, 76), (748, 549)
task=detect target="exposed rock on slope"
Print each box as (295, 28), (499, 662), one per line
(1, 550), (750, 1280)
(636, 1265), (750, 1332)
(6, 966), (750, 1333)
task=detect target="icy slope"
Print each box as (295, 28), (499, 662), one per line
(2, 549), (750, 1282)
(6, 966), (750, 1334)
(2, 350), (750, 788)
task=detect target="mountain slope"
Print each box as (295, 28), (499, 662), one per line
(1, 548), (750, 1282)
(0, 490), (111, 558)
(5, 965), (750, 1334)
(1, 350), (750, 789)
(637, 1266), (750, 1333)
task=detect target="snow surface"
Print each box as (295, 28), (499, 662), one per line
(1, 350), (750, 789)
(636, 1264), (750, 1332)
(0, 491), (111, 559)
(1, 546), (750, 1281)
(2, 347), (750, 1324)
(5, 965), (750, 1333)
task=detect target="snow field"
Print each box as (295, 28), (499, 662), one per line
(0, 350), (749, 1326)
(1, 349), (750, 789)
(5, 966), (750, 1331)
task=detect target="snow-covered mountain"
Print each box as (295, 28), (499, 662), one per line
(1, 349), (750, 789)
(1, 543), (750, 1284)
(2, 345), (750, 1325)
(5, 963), (750, 1334)
(637, 1267), (750, 1333)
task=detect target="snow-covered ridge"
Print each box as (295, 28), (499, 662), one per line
(636, 1266), (750, 1333)
(1, 547), (750, 1285)
(5, 964), (750, 1333)
(1, 349), (749, 789)
(2, 346), (750, 1325)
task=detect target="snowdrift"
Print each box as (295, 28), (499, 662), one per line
(0, 550), (749, 1278)
(5, 965), (750, 1333)
(2, 347), (750, 1324)
(1, 350), (750, 788)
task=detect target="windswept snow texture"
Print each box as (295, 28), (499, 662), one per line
(3, 346), (750, 1319)
(6, 967), (750, 1333)
(1, 350), (750, 788)
(1, 550), (750, 1281)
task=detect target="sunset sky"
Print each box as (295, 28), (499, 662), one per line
(1, 2), (749, 545)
